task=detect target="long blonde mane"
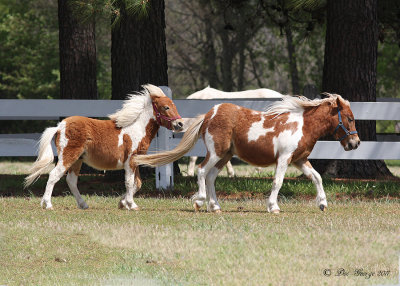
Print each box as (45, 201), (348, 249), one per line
(108, 84), (166, 128)
(264, 93), (349, 117)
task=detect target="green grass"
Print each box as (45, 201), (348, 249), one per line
(386, 160), (400, 167)
(0, 197), (399, 285)
(1, 161), (400, 285)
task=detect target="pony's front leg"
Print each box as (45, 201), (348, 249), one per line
(293, 159), (327, 211)
(119, 162), (141, 211)
(267, 157), (290, 214)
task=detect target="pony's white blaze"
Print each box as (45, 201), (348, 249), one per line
(247, 115), (274, 142)
(272, 111), (304, 157)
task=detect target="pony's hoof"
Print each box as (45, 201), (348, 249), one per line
(193, 203), (201, 212)
(118, 201), (125, 209)
(319, 205), (327, 212)
(213, 209), (222, 214)
(41, 200), (53, 210)
(78, 203), (89, 210)
(271, 209), (280, 214)
(132, 206), (140, 211)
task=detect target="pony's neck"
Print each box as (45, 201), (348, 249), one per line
(121, 100), (159, 140)
(303, 105), (337, 141)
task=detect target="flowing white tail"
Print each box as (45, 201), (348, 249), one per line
(134, 114), (205, 167)
(24, 127), (58, 188)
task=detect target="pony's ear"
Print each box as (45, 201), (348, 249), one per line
(150, 94), (162, 101)
(322, 92), (338, 108)
(336, 97), (343, 110)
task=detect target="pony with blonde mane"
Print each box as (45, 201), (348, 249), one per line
(25, 84), (184, 210)
(135, 93), (360, 213)
(186, 86), (283, 177)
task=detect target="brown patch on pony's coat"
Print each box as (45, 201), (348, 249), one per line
(56, 116), (159, 172)
(202, 103), (300, 167)
(68, 160), (83, 176)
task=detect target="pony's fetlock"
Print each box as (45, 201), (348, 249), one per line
(41, 198), (53, 210)
(207, 202), (221, 213)
(267, 201), (280, 214)
(119, 198), (139, 210)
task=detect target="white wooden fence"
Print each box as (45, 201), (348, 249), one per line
(1, 88), (399, 189)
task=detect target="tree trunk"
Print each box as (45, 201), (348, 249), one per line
(285, 25), (300, 95)
(220, 30), (234, 92)
(237, 25), (246, 91)
(204, 17), (219, 88)
(311, 0), (392, 178)
(109, 0), (168, 181)
(111, 0), (168, 99)
(58, 0), (97, 99)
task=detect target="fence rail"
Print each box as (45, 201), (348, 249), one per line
(1, 93), (399, 188)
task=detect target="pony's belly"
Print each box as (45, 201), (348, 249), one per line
(235, 148), (276, 167)
(82, 154), (125, 171)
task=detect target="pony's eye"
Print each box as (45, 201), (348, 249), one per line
(348, 117), (354, 122)
(164, 106), (170, 111)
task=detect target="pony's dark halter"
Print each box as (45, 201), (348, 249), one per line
(333, 108), (357, 141)
(152, 102), (181, 130)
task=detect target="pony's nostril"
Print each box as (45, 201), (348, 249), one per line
(357, 140), (361, 146)
(177, 122), (183, 128)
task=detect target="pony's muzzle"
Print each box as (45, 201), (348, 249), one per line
(344, 136), (361, 151)
(172, 120), (184, 132)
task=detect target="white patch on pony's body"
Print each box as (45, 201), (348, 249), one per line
(247, 115), (274, 142)
(211, 104), (221, 120)
(57, 121), (68, 169)
(115, 95), (155, 160)
(272, 111), (304, 157)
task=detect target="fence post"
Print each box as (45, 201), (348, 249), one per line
(155, 86), (174, 190)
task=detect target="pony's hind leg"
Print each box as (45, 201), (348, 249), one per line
(193, 153), (222, 212)
(206, 153), (233, 212)
(293, 159), (327, 211)
(41, 161), (66, 209)
(66, 160), (88, 209)
(267, 155), (291, 214)
(119, 160), (141, 210)
(41, 143), (84, 209)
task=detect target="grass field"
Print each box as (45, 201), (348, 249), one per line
(1, 197), (399, 286)
(1, 160), (400, 285)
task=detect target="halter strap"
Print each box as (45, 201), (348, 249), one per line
(332, 108), (357, 141)
(152, 102), (181, 130)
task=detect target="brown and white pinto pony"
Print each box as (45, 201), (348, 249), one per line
(134, 93), (360, 213)
(186, 86), (283, 177)
(24, 84), (184, 210)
